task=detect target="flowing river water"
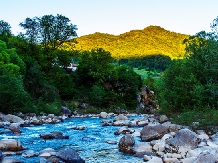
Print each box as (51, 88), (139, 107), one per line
(1, 116), (145, 163)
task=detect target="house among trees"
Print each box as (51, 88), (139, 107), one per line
(67, 62), (77, 71)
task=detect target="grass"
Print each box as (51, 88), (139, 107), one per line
(133, 68), (161, 80)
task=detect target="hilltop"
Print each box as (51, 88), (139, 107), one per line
(72, 26), (189, 59)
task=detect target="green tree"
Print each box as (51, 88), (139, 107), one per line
(111, 65), (142, 109)
(0, 72), (34, 114)
(158, 22), (218, 114)
(20, 14), (78, 73)
(0, 20), (11, 36)
(76, 48), (114, 85)
(0, 40), (35, 113)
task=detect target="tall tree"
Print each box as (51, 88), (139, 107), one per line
(211, 16), (218, 35)
(20, 14), (77, 50)
(20, 14), (78, 72)
(0, 20), (11, 36)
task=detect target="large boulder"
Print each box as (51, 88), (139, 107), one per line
(61, 106), (72, 117)
(57, 148), (85, 163)
(140, 124), (169, 141)
(165, 129), (201, 153)
(9, 123), (22, 133)
(1, 114), (24, 123)
(118, 134), (135, 154)
(0, 139), (23, 151)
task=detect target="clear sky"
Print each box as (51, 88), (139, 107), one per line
(1, 0), (218, 36)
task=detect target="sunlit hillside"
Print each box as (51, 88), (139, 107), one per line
(71, 26), (189, 59)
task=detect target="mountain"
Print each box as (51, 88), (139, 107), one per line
(73, 26), (189, 59)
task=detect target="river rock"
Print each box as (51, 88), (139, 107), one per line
(153, 141), (166, 152)
(1, 157), (24, 163)
(47, 114), (55, 119)
(162, 157), (179, 163)
(133, 142), (153, 154)
(159, 115), (168, 123)
(1, 114), (24, 123)
(22, 150), (39, 158)
(39, 148), (55, 154)
(73, 126), (86, 130)
(114, 114), (128, 121)
(20, 120), (31, 127)
(99, 112), (108, 118)
(137, 120), (148, 127)
(0, 139), (23, 151)
(0, 129), (13, 134)
(140, 124), (169, 141)
(180, 157), (197, 163)
(114, 126), (135, 135)
(47, 156), (61, 163)
(118, 134), (135, 154)
(9, 123), (22, 133)
(39, 157), (50, 163)
(192, 152), (217, 163)
(61, 106), (72, 117)
(165, 129), (201, 153)
(57, 148), (85, 163)
(40, 132), (69, 139)
(39, 152), (51, 158)
(101, 120), (112, 126)
(112, 120), (130, 126)
(145, 156), (163, 163)
(30, 116), (42, 125)
(186, 148), (204, 158)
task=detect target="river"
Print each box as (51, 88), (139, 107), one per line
(1, 116), (144, 163)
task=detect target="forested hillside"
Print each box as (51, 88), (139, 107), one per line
(73, 26), (189, 59)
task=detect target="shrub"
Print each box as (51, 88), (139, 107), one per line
(172, 106), (218, 133)
(36, 99), (61, 115)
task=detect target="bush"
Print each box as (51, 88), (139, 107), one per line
(36, 99), (61, 115)
(172, 106), (218, 133)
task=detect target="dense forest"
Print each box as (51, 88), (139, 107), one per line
(0, 14), (218, 129)
(72, 26), (188, 59)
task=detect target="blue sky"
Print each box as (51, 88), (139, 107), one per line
(1, 0), (218, 36)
